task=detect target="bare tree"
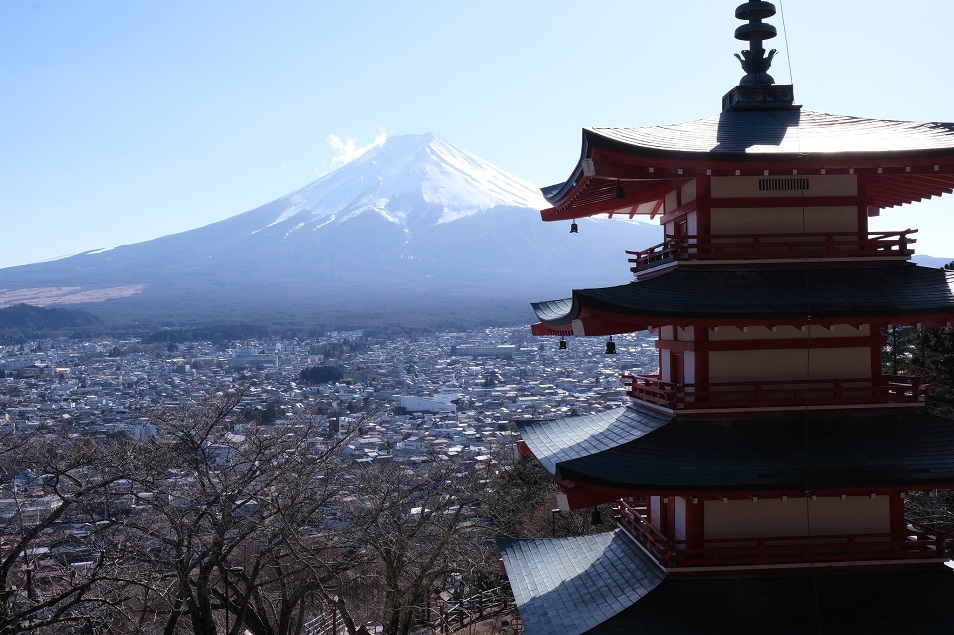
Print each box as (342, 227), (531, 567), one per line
(0, 428), (143, 634)
(306, 456), (495, 635)
(119, 390), (355, 635)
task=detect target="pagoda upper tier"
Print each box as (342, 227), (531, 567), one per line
(532, 264), (954, 337)
(542, 110), (954, 220)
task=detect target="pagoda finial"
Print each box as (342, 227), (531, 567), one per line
(733, 0), (778, 86)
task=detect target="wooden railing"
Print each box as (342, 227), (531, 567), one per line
(616, 500), (946, 569)
(622, 374), (926, 410)
(626, 230), (916, 271)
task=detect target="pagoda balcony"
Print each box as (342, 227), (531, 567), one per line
(623, 374), (926, 411)
(616, 501), (947, 571)
(627, 230), (916, 272)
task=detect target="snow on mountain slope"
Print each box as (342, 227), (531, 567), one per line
(259, 133), (548, 233)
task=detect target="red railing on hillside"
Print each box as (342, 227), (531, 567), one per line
(615, 500), (945, 569)
(626, 230), (916, 272)
(622, 374), (926, 410)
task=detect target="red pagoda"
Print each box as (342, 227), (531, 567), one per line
(498, 2), (954, 632)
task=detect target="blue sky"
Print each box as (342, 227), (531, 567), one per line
(2, 1), (953, 269)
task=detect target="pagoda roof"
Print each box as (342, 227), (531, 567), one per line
(518, 407), (669, 474)
(587, 564), (954, 634)
(502, 529), (954, 635)
(531, 263), (954, 335)
(543, 109), (954, 218)
(518, 406), (954, 493)
(591, 110), (954, 159)
(498, 530), (665, 635)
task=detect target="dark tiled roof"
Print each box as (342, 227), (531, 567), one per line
(503, 529), (954, 634)
(589, 109), (954, 157)
(518, 407), (669, 473)
(498, 529), (665, 635)
(584, 566), (954, 634)
(532, 264), (954, 327)
(542, 110), (954, 212)
(547, 408), (954, 492)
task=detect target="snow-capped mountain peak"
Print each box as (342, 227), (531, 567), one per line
(261, 133), (548, 233)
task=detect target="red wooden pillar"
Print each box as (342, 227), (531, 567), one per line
(889, 491), (906, 536)
(684, 495), (705, 544)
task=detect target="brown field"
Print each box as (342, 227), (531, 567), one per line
(0, 285), (144, 308)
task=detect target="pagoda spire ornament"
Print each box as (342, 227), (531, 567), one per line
(720, 0), (793, 111)
(733, 0), (778, 85)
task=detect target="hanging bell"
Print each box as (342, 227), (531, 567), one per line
(604, 336), (617, 355)
(569, 221), (579, 234)
(559, 337), (567, 350)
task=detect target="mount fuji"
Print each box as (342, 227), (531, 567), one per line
(0, 134), (657, 327)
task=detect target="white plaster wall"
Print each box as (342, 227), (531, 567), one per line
(704, 496), (890, 539)
(709, 348), (870, 383)
(684, 351), (696, 385)
(709, 207), (858, 235)
(681, 179), (697, 206)
(710, 175), (858, 198)
(660, 354), (672, 382)
(665, 190), (679, 214)
(674, 497), (687, 541)
(650, 496), (661, 527)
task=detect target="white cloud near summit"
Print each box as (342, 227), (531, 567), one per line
(326, 129), (389, 169)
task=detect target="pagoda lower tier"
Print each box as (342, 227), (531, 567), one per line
(518, 406), (954, 500)
(517, 406), (954, 573)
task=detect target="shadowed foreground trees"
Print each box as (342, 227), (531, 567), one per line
(0, 393), (356, 635)
(310, 458), (496, 635)
(118, 391), (355, 635)
(0, 396), (540, 635)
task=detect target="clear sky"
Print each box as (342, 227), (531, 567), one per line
(2, 0), (953, 269)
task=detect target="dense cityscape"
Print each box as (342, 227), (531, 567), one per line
(0, 328), (657, 449)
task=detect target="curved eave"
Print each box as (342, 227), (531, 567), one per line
(531, 265), (954, 336)
(547, 410), (954, 494)
(499, 530), (665, 635)
(541, 111), (954, 221)
(517, 406), (670, 474)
